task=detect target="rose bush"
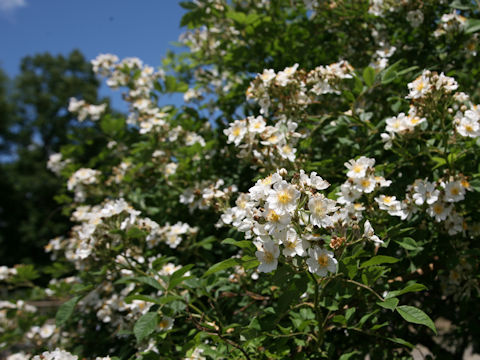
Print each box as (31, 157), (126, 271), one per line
(2, 0), (480, 359)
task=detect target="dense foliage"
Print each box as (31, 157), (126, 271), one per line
(2, 1), (480, 359)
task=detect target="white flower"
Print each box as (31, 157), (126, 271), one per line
(224, 119), (247, 146)
(255, 239), (280, 273)
(247, 115), (266, 133)
(306, 247), (337, 277)
(344, 156), (375, 179)
(412, 179), (440, 205)
(443, 180), (466, 203)
(363, 220), (383, 245)
(159, 316), (174, 331)
(455, 109), (480, 138)
(308, 194), (337, 228)
(266, 180), (300, 215)
(259, 68), (276, 85)
(263, 206), (291, 234)
(281, 228), (309, 257)
(336, 183), (362, 204)
(275, 63), (299, 86)
(375, 195), (401, 211)
(427, 201), (452, 222)
(407, 72), (431, 99)
(300, 170), (329, 190)
(353, 176), (376, 193)
(165, 162), (178, 176)
(39, 323), (56, 339)
(277, 143), (296, 162)
(249, 173), (282, 201)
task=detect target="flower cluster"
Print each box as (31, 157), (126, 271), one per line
(67, 97), (106, 122)
(433, 12), (467, 37)
(47, 153), (70, 176)
(376, 175), (474, 236)
(380, 107), (426, 148)
(180, 179), (237, 213)
(45, 199), (196, 267)
(223, 168), (383, 275)
(337, 156), (391, 224)
(381, 70), (459, 148)
(246, 61), (353, 116)
(454, 104), (480, 139)
(0, 265), (18, 280)
(223, 115), (302, 164)
(407, 70), (458, 101)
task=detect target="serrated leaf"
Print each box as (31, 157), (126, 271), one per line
(385, 283), (427, 299)
(360, 256), (399, 268)
(203, 258), (240, 277)
(134, 312), (158, 342)
(396, 306), (437, 334)
(56, 296), (81, 326)
(376, 297), (399, 310)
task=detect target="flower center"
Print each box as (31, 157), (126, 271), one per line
(317, 254), (329, 267)
(264, 251), (275, 264)
(159, 320), (170, 329)
(277, 190), (292, 204)
(383, 196), (393, 204)
(266, 210), (280, 223)
(353, 165), (363, 173)
(434, 204), (444, 214)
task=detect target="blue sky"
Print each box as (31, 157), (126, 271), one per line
(0, 0), (188, 110)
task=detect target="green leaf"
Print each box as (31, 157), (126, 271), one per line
(432, 156), (447, 170)
(124, 294), (163, 305)
(100, 116), (125, 136)
(136, 276), (165, 291)
(395, 237), (422, 251)
(339, 351), (361, 360)
(222, 238), (256, 252)
(466, 19), (480, 34)
(450, 0), (476, 10)
(381, 61), (401, 84)
(386, 337), (415, 349)
(385, 283), (427, 299)
(126, 227), (147, 239)
(56, 296), (81, 326)
(203, 258), (240, 277)
(360, 256), (399, 268)
(134, 312), (158, 342)
(363, 66), (376, 87)
(168, 275), (195, 290)
(376, 297), (399, 311)
(396, 306), (437, 334)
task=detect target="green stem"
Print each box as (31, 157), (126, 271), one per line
(308, 272), (324, 347)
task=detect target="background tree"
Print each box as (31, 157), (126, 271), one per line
(0, 50), (103, 266)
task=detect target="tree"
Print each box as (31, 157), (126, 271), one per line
(0, 50), (103, 265)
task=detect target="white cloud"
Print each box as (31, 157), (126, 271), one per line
(0, 0), (27, 12)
